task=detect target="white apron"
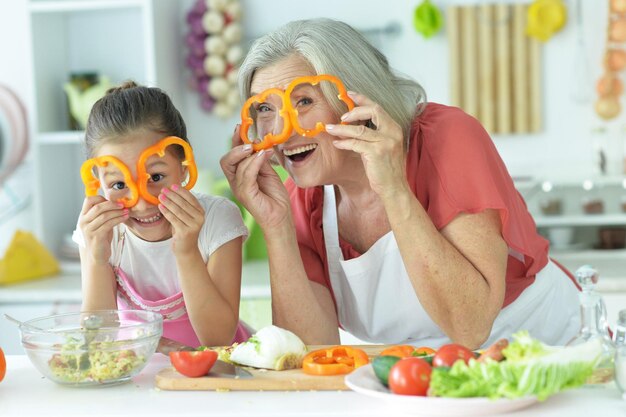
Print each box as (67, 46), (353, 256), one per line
(322, 185), (581, 348)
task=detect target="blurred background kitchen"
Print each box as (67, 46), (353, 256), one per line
(1, 0), (625, 353)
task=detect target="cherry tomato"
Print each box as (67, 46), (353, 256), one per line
(169, 350), (218, 378)
(432, 343), (474, 368)
(0, 347), (6, 382)
(388, 357), (432, 396)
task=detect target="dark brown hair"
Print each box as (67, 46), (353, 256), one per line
(84, 81), (188, 157)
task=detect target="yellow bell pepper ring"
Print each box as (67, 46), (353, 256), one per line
(80, 155), (139, 208)
(136, 136), (198, 206)
(284, 74), (355, 138)
(240, 88), (293, 152)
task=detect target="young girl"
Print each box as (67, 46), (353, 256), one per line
(73, 81), (250, 347)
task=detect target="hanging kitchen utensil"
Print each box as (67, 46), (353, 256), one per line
(571, 0), (593, 103)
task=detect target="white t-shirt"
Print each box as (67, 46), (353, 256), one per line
(73, 193), (248, 301)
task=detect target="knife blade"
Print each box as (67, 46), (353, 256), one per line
(156, 336), (253, 379)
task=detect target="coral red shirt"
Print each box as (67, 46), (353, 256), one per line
(286, 103), (551, 309)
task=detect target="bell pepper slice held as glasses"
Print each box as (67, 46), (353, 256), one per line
(239, 74), (355, 152)
(136, 136), (198, 205)
(240, 87), (292, 152)
(302, 346), (369, 376)
(284, 74), (355, 138)
(80, 155), (139, 208)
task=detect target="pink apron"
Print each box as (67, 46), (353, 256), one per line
(113, 230), (251, 347)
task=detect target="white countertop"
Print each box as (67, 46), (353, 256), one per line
(0, 260), (271, 304)
(0, 355), (624, 417)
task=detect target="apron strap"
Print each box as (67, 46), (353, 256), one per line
(322, 185), (341, 254)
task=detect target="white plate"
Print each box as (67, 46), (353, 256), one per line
(344, 365), (539, 417)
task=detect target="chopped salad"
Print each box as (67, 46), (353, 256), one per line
(48, 338), (146, 383)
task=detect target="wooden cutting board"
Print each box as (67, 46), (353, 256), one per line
(155, 345), (388, 391)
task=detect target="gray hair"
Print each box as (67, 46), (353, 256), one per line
(238, 18), (426, 146)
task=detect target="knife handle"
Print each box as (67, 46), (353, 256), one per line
(156, 337), (195, 355)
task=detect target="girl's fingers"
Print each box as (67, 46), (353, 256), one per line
(161, 186), (203, 216)
(84, 208), (128, 231)
(158, 194), (193, 228)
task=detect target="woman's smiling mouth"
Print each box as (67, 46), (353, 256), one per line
(283, 143), (318, 162)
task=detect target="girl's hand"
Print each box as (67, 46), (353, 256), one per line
(220, 125), (292, 231)
(78, 196), (129, 264)
(157, 184), (205, 256)
(325, 91), (409, 199)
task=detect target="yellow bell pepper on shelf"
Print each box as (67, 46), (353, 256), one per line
(526, 0), (567, 42)
(0, 230), (60, 285)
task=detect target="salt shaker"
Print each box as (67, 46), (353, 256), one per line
(567, 265), (615, 384)
(614, 309), (626, 394)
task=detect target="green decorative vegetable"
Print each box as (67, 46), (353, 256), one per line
(413, 0), (443, 39)
(429, 331), (603, 400)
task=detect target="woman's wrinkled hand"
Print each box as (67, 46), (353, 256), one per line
(325, 91), (409, 198)
(157, 184), (205, 256)
(78, 196), (129, 265)
(220, 125), (291, 231)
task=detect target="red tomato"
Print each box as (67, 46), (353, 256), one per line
(0, 347), (5, 382)
(432, 344), (474, 368)
(169, 350), (218, 378)
(388, 357), (432, 396)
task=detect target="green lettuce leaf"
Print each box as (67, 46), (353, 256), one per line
(429, 332), (603, 400)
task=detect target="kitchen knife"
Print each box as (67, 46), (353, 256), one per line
(157, 336), (253, 379)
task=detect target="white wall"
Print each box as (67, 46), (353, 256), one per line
(180, 0), (624, 183)
(0, 0), (624, 247)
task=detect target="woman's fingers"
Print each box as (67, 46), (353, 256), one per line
(220, 143), (254, 182)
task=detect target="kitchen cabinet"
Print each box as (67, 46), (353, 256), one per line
(27, 0), (183, 259)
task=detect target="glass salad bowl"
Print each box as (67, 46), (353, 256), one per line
(19, 310), (162, 386)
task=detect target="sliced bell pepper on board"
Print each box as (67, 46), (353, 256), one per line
(379, 345), (436, 358)
(302, 346), (369, 376)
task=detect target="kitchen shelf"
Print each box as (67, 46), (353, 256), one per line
(29, 0), (144, 13)
(37, 131), (84, 145)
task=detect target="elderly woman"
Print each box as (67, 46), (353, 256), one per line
(221, 18), (580, 349)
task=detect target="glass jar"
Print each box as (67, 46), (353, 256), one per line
(567, 265), (615, 385)
(614, 310), (626, 394)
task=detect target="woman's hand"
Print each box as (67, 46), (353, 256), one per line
(220, 125), (291, 231)
(325, 91), (409, 199)
(78, 196), (128, 264)
(158, 185), (205, 256)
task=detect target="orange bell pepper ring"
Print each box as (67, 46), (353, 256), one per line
(80, 136), (197, 207)
(302, 346), (369, 376)
(239, 74), (355, 151)
(379, 345), (436, 358)
(80, 155), (139, 208)
(284, 74), (355, 138)
(136, 136), (198, 206)
(240, 88), (292, 152)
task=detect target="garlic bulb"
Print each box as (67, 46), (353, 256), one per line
(229, 325), (308, 370)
